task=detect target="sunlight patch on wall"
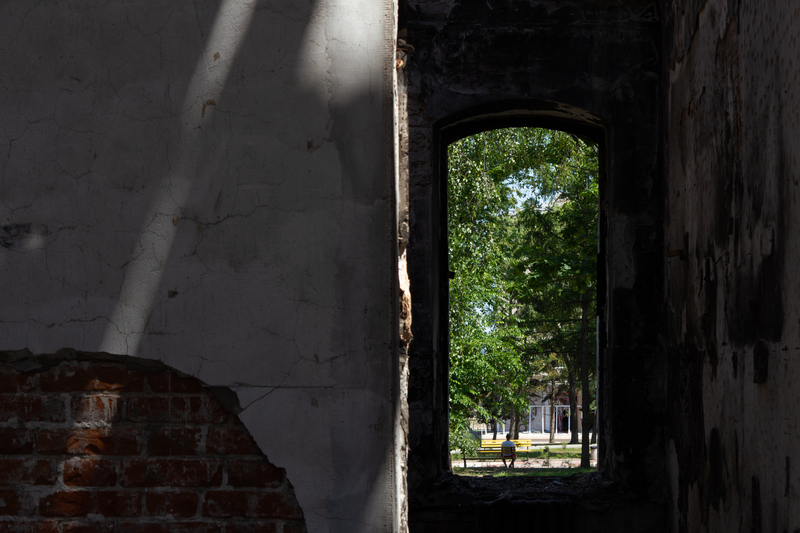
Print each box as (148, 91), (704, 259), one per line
(295, 0), (383, 105)
(99, 0), (257, 356)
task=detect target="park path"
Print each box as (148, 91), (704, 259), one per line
(461, 457), (588, 468)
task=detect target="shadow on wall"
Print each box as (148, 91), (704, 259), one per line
(100, 0), (350, 376)
(1, 0), (398, 532)
(0, 0), (385, 380)
(129, 1), (396, 531)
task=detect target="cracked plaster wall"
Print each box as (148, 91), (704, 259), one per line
(664, 0), (800, 530)
(0, 1), (401, 532)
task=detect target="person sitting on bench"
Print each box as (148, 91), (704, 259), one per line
(501, 433), (516, 468)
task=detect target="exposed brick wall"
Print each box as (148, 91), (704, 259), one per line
(0, 358), (306, 533)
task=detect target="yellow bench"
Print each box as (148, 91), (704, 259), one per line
(476, 439), (532, 458)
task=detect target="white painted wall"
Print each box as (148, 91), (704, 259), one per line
(0, 1), (399, 531)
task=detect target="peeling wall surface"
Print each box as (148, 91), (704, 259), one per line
(0, 1), (400, 532)
(663, 0), (800, 530)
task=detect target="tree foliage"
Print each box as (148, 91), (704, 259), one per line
(447, 127), (599, 454)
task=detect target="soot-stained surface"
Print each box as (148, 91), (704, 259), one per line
(404, 0), (666, 529)
(664, 0), (800, 529)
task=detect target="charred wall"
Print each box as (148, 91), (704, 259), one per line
(404, 0), (667, 529)
(663, 0), (800, 530)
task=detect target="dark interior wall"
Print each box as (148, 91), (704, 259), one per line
(662, 0), (800, 530)
(404, 0), (667, 522)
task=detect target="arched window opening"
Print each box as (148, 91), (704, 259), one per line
(446, 127), (601, 475)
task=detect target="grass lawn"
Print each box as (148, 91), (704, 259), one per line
(456, 448), (583, 462)
(454, 466), (595, 477)
(518, 448), (581, 460)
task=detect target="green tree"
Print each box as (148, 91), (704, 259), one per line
(447, 127), (598, 466)
(511, 138), (598, 462)
(448, 418), (480, 468)
(448, 129), (544, 436)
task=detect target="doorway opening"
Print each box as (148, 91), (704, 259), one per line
(442, 125), (604, 477)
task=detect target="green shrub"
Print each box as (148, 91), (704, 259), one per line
(449, 418), (480, 468)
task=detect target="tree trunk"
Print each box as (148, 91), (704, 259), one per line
(491, 419), (498, 441)
(512, 406), (521, 439)
(549, 381), (556, 444)
(580, 290), (592, 468)
(568, 370), (579, 444)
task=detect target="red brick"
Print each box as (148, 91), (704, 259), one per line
(146, 427), (201, 456)
(0, 396), (66, 423)
(147, 371), (203, 394)
(39, 491), (141, 517)
(60, 520), (115, 533)
(206, 428), (258, 455)
(126, 396), (169, 423)
(169, 397), (227, 424)
(70, 395), (122, 424)
(252, 492), (303, 520)
(0, 460), (23, 486)
(228, 460), (283, 487)
(169, 374), (204, 393)
(0, 428), (35, 455)
(121, 459), (222, 488)
(117, 522), (222, 533)
(225, 523), (279, 533)
(0, 490), (32, 516)
(63, 458), (117, 487)
(145, 490), (198, 517)
(0, 459), (55, 486)
(38, 428), (141, 456)
(145, 372), (171, 393)
(0, 429), (33, 454)
(202, 490), (249, 517)
(0, 366), (37, 393)
(0, 521), (58, 533)
(40, 364), (144, 392)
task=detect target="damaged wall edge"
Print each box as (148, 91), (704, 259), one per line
(0, 350), (307, 531)
(0, 348), (245, 414)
